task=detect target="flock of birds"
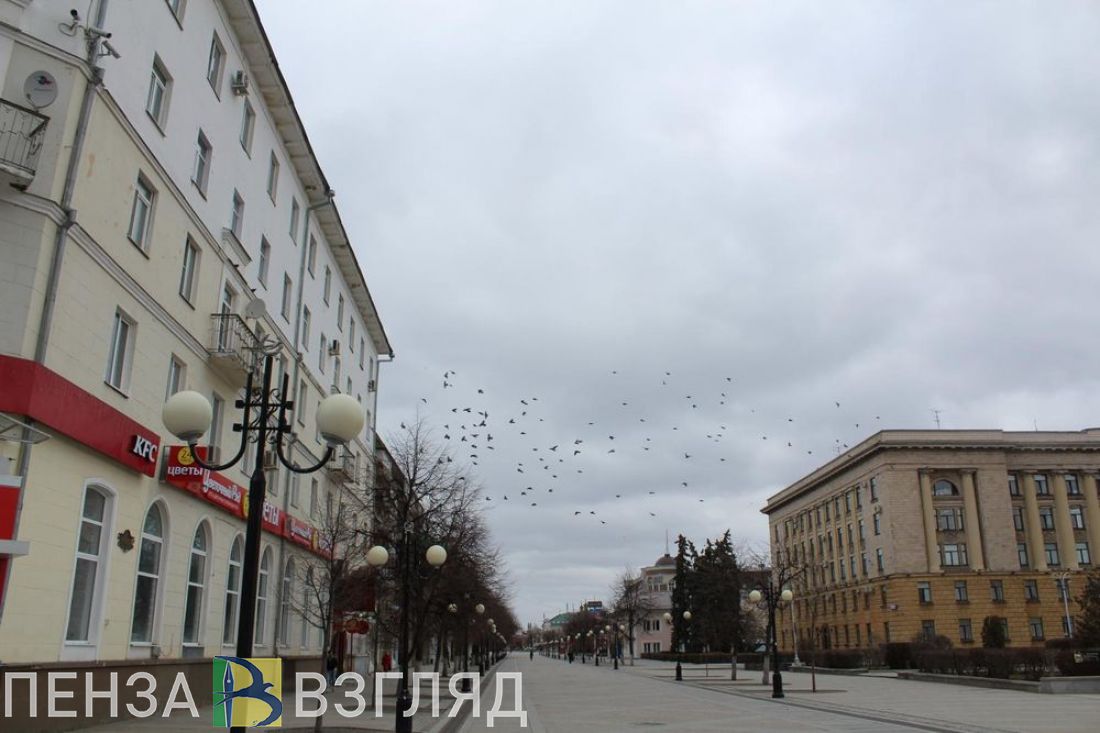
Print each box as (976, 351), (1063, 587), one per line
(396, 368), (886, 528)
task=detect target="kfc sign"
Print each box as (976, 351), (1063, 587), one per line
(131, 435), (159, 462)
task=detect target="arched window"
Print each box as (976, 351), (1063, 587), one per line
(279, 558), (295, 646)
(182, 523), (209, 645)
(933, 480), (959, 497)
(223, 536), (243, 645)
(66, 485), (111, 642)
(255, 547), (271, 644)
(131, 504), (166, 643)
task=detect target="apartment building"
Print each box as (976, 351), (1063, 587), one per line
(0, 0), (390, 689)
(634, 553), (674, 654)
(762, 430), (1100, 653)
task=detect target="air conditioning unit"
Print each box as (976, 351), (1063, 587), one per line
(263, 450), (279, 471)
(367, 379), (376, 393)
(231, 70), (250, 95)
(329, 339), (341, 356)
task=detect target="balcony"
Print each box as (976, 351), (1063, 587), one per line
(327, 448), (358, 482)
(0, 99), (48, 187)
(208, 313), (258, 386)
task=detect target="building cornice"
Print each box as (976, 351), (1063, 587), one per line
(762, 429), (1100, 515)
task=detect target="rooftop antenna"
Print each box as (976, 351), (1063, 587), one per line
(931, 408), (942, 429)
(1034, 418), (1039, 431)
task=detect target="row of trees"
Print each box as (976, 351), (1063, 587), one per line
(291, 418), (517, 714)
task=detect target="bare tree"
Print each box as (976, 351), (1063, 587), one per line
(610, 569), (656, 665)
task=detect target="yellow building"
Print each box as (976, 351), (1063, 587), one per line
(762, 430), (1100, 653)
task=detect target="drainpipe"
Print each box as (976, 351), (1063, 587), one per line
(272, 189), (334, 657)
(1, 0), (111, 625)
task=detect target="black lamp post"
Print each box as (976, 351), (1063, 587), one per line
(366, 533), (447, 733)
(162, 351), (364, 733)
(749, 581), (794, 698)
(449, 598), (477, 693)
(666, 610), (691, 681)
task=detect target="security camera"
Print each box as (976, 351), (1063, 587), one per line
(102, 39), (121, 59)
(86, 26), (112, 39)
(70, 9), (80, 20)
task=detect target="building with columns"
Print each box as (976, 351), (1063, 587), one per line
(762, 430), (1100, 653)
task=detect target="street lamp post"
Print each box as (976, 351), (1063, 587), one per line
(449, 600), (476, 693)
(366, 536), (447, 733)
(749, 583), (794, 699)
(1054, 571), (1074, 638)
(162, 352), (364, 733)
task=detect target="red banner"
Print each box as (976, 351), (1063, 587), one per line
(164, 446), (326, 557)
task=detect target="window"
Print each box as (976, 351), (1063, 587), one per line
(165, 0), (185, 21)
(1008, 474), (1020, 496)
(279, 559), (295, 646)
(954, 581), (968, 602)
(182, 523), (208, 644)
(296, 380), (307, 426)
(255, 548), (271, 644)
(281, 273), (292, 321)
(1070, 505), (1085, 530)
(861, 552), (869, 575)
(1018, 542), (1029, 568)
(192, 130), (212, 194)
(310, 478), (319, 519)
(1045, 542), (1061, 565)
(856, 487), (862, 510)
(128, 176), (156, 250)
(267, 152), (279, 201)
(337, 294), (345, 330)
(1034, 474), (1050, 496)
(323, 266), (331, 303)
(991, 580), (1004, 602)
(845, 492), (851, 513)
(258, 237), (271, 287)
(869, 477), (878, 501)
(165, 356), (186, 399)
(131, 504), (166, 643)
(333, 357), (341, 389)
(932, 479), (958, 497)
(230, 190), (244, 239)
(937, 507), (963, 531)
(1012, 506), (1025, 532)
(222, 537), (242, 645)
(290, 198), (300, 242)
(941, 543), (968, 567)
(308, 235), (317, 276)
(210, 394), (224, 461)
(1077, 541), (1091, 565)
(146, 57), (171, 127)
(302, 307), (311, 346)
(290, 473), (300, 508)
(1039, 506), (1055, 530)
(872, 512), (881, 536)
(65, 486), (110, 642)
(349, 319), (356, 350)
(1024, 580), (1039, 601)
(346, 377), (352, 395)
(858, 519), (866, 542)
(105, 310), (135, 392)
(301, 568), (313, 648)
(876, 547), (884, 572)
(319, 333), (326, 372)
(206, 33), (225, 94)
(179, 237), (200, 302)
(921, 620), (936, 638)
(240, 99), (255, 153)
(959, 619), (973, 643)
(360, 340), (365, 368)
(1066, 474), (1081, 496)
(825, 502), (830, 521)
(917, 582), (932, 604)
(1029, 617), (1044, 641)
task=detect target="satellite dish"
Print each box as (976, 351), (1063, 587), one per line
(243, 298), (267, 319)
(24, 71), (58, 109)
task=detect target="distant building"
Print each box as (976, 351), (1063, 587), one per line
(542, 612), (572, 633)
(634, 553), (675, 654)
(762, 430), (1100, 652)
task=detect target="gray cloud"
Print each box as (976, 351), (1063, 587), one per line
(258, 1), (1100, 623)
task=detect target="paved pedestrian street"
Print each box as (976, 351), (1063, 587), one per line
(461, 655), (1100, 733)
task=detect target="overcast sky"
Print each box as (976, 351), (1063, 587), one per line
(258, 1), (1100, 625)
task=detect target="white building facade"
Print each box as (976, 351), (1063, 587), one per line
(0, 0), (390, 694)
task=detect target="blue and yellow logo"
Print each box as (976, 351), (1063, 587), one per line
(213, 657), (283, 728)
